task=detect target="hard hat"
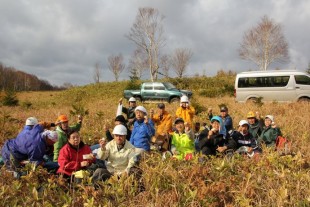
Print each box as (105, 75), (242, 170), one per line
(129, 97), (136, 102)
(180, 96), (189, 103)
(239, 120), (249, 126)
(56, 115), (69, 124)
(25, 117), (38, 126)
(211, 116), (222, 124)
(135, 106), (147, 115)
(112, 124), (127, 135)
(265, 115), (274, 122)
(247, 111), (255, 118)
(42, 130), (58, 142)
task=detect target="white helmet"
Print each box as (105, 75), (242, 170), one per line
(129, 97), (136, 102)
(42, 130), (58, 142)
(25, 117), (38, 126)
(180, 95), (189, 103)
(112, 125), (127, 135)
(134, 106), (147, 115)
(265, 115), (274, 122)
(238, 120), (249, 126)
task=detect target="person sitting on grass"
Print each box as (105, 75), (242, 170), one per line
(1, 121), (58, 175)
(92, 125), (140, 184)
(53, 114), (83, 162)
(246, 111), (264, 140)
(227, 120), (261, 157)
(258, 115), (282, 148)
(198, 116), (229, 156)
(57, 131), (95, 179)
(171, 118), (195, 160)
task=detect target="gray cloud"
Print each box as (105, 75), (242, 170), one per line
(0, 0), (309, 85)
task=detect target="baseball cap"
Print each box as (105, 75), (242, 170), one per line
(265, 115), (274, 122)
(220, 106), (228, 112)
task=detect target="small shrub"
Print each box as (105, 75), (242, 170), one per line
(21, 101), (33, 109)
(2, 89), (19, 106)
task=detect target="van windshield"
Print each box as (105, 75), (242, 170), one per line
(238, 76), (290, 88)
(295, 75), (310, 85)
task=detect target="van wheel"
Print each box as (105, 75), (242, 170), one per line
(170, 97), (180, 103)
(298, 97), (310, 102)
(246, 97), (258, 103)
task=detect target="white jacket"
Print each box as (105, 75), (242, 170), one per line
(97, 140), (137, 175)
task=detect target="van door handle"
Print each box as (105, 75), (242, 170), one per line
(295, 87), (300, 89)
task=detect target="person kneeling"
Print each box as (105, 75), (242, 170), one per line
(92, 125), (140, 185)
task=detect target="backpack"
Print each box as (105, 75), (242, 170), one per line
(275, 136), (291, 154)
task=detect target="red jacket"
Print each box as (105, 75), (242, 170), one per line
(57, 142), (95, 176)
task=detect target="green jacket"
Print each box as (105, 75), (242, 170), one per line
(258, 126), (281, 147)
(171, 131), (195, 160)
(53, 123), (82, 161)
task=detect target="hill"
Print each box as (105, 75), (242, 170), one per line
(0, 75), (309, 206)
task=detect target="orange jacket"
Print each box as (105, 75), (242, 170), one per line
(151, 111), (172, 135)
(175, 106), (195, 127)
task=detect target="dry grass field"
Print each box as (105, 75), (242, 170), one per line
(0, 80), (309, 206)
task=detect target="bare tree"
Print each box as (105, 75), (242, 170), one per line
(160, 54), (170, 78)
(171, 48), (193, 78)
(93, 62), (101, 83)
(128, 48), (147, 80)
(239, 16), (289, 71)
(126, 7), (165, 82)
(107, 54), (125, 81)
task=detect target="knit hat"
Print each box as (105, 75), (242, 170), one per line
(115, 115), (126, 123)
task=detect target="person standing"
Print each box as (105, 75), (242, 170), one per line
(118, 97), (137, 127)
(175, 95), (195, 128)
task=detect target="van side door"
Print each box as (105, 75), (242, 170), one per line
(141, 83), (154, 100)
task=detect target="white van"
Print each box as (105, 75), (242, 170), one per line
(234, 70), (310, 102)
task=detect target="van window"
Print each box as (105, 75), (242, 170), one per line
(238, 76), (289, 88)
(295, 75), (310, 85)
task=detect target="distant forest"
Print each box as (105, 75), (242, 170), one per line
(0, 63), (64, 91)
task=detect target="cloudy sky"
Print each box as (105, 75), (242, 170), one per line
(0, 0), (309, 86)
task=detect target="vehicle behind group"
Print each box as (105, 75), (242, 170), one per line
(124, 82), (193, 103)
(234, 70), (310, 103)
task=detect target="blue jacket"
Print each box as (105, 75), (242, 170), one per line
(130, 119), (155, 151)
(1, 124), (46, 167)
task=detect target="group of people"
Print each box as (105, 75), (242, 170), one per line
(0, 95), (282, 184)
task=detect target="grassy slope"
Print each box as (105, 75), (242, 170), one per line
(0, 77), (309, 206)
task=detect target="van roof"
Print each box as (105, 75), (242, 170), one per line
(237, 70), (307, 76)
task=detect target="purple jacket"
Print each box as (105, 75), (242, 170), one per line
(1, 124), (46, 167)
